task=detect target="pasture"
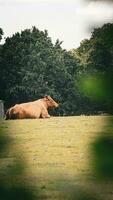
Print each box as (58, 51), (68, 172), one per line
(0, 116), (113, 200)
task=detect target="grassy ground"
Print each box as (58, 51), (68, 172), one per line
(0, 116), (113, 200)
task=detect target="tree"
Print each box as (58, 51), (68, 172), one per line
(0, 28), (3, 41)
(0, 27), (79, 115)
(72, 23), (113, 114)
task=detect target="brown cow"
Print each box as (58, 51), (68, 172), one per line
(5, 95), (59, 119)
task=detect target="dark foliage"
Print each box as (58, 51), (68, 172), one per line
(0, 23), (113, 115)
(0, 27), (79, 115)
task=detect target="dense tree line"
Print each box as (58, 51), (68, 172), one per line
(0, 27), (79, 115)
(0, 23), (113, 115)
(72, 23), (113, 114)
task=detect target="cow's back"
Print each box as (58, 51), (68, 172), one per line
(18, 100), (44, 118)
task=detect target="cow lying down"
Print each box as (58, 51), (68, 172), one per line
(5, 95), (59, 119)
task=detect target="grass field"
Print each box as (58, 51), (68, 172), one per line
(0, 116), (113, 200)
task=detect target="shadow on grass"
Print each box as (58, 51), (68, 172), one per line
(0, 120), (102, 200)
(91, 127), (113, 180)
(0, 126), (38, 200)
(57, 182), (100, 200)
(80, 73), (113, 180)
(1, 115), (113, 199)
(74, 72), (113, 200)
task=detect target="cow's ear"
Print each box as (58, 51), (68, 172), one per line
(44, 95), (48, 99)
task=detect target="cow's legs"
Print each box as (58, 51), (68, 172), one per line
(42, 114), (50, 118)
(41, 109), (50, 118)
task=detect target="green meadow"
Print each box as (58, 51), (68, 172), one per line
(0, 116), (113, 200)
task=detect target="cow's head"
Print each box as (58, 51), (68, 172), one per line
(44, 95), (59, 108)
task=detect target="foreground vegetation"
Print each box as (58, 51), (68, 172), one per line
(0, 116), (113, 200)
